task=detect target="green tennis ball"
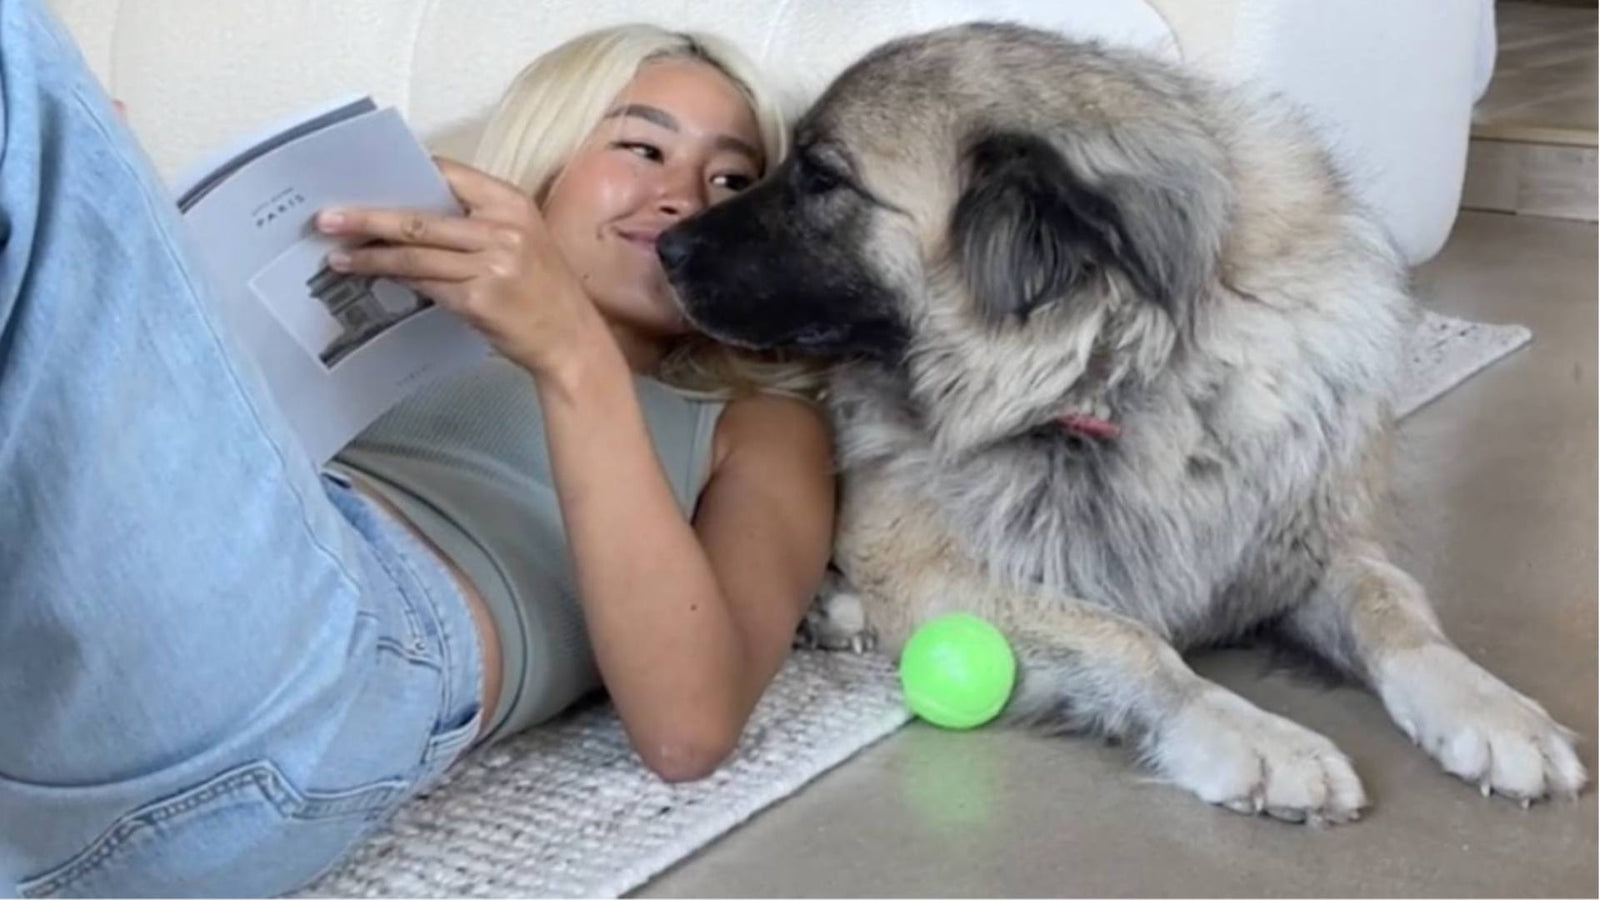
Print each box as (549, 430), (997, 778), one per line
(898, 613), (1016, 730)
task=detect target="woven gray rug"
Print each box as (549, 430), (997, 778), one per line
(1396, 309), (1532, 417)
(300, 650), (909, 900)
(299, 308), (1530, 900)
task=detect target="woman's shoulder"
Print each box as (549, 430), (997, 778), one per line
(711, 392), (833, 475)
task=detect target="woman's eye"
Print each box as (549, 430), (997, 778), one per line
(615, 141), (662, 162)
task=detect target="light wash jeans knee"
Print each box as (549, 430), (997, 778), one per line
(0, 1), (483, 895)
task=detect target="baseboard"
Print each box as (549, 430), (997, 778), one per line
(1461, 136), (1597, 221)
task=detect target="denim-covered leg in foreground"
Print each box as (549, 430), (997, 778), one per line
(0, 1), (480, 895)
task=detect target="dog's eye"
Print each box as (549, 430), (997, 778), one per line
(712, 172), (756, 193)
(796, 155), (844, 195)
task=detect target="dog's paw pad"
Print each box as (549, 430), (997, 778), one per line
(795, 579), (878, 653)
(1155, 689), (1367, 825)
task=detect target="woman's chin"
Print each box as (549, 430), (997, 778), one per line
(592, 289), (695, 341)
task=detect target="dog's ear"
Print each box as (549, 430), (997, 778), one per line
(951, 132), (1111, 323)
(1107, 171), (1212, 318)
(951, 131), (1208, 321)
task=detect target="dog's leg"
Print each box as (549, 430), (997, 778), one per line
(1002, 609), (1366, 824)
(837, 479), (1366, 824)
(1282, 542), (1586, 804)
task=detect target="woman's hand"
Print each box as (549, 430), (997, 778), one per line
(316, 158), (613, 382)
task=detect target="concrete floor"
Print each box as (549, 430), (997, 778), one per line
(639, 214), (1598, 898)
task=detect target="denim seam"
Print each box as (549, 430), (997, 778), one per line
(374, 635), (437, 666)
(352, 516), (439, 662)
(345, 486), (480, 745)
(17, 761), (404, 898)
(352, 528), (477, 771)
(386, 540), (485, 767)
(384, 538), (466, 732)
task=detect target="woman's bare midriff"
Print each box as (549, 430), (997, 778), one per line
(347, 475), (503, 744)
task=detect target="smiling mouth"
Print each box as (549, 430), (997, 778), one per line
(616, 229), (662, 250)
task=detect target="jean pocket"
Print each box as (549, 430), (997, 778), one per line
(18, 760), (408, 899)
(414, 704), (482, 794)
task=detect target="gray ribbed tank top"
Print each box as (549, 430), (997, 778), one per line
(330, 356), (724, 744)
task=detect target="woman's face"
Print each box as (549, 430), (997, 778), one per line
(541, 58), (764, 344)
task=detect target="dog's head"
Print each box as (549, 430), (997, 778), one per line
(660, 23), (1231, 452)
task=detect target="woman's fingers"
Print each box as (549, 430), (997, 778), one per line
(434, 157), (525, 210)
(313, 159), (582, 371)
(317, 207), (487, 251)
(398, 278), (470, 312)
(434, 158), (548, 231)
(328, 241), (480, 283)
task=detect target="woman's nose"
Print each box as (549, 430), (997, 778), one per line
(656, 166), (707, 219)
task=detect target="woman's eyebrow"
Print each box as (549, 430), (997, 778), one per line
(607, 103), (679, 131)
(605, 103), (761, 162)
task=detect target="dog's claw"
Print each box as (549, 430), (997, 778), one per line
(798, 582), (878, 653)
(1380, 644), (1585, 805)
(1164, 690), (1366, 826)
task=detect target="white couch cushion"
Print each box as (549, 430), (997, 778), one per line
(49, 0), (1172, 179)
(49, 0), (1486, 263)
(1144, 0), (1491, 262)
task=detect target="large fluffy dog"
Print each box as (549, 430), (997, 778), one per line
(658, 22), (1585, 822)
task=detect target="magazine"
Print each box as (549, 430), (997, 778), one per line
(175, 95), (491, 464)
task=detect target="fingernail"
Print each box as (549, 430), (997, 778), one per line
(318, 210), (346, 231)
(328, 251), (351, 270)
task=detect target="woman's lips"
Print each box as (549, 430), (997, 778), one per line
(616, 228), (662, 250)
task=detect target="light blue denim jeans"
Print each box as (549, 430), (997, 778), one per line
(0, 1), (484, 895)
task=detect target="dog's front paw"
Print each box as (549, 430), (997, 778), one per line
(1379, 645), (1587, 804)
(1153, 688), (1367, 825)
(794, 574), (878, 653)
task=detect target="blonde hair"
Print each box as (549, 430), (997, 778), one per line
(472, 25), (828, 400)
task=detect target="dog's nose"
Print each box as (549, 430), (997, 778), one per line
(656, 228), (693, 273)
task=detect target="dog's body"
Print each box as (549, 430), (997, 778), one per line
(659, 23), (1585, 822)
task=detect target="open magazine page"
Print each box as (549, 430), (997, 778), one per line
(179, 103), (490, 464)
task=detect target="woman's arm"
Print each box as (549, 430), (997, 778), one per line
(540, 354), (834, 780)
(318, 161), (836, 780)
